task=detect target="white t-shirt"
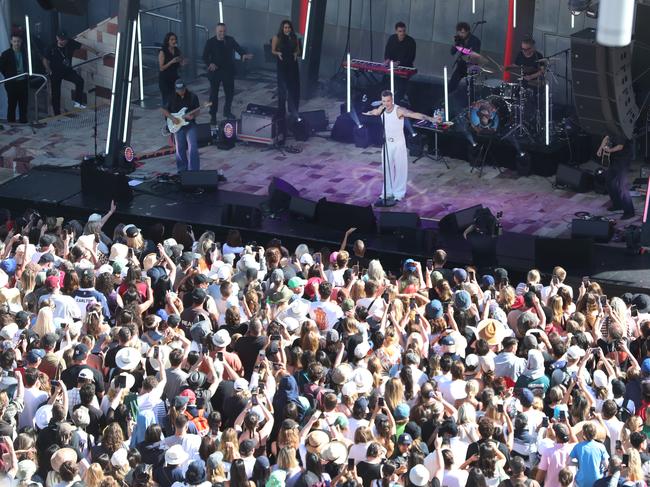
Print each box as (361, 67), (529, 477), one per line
(348, 441), (371, 464)
(356, 297), (386, 319)
(20, 388), (48, 429)
(441, 469), (469, 487)
(39, 293), (81, 321)
(325, 268), (346, 287)
(309, 301), (343, 331)
(215, 294), (239, 326)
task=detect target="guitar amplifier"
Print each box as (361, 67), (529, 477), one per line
(237, 111), (285, 145)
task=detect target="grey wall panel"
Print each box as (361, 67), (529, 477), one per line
(360, 0), (387, 33)
(268, 0), (291, 16)
(223, 0), (246, 7)
(384, 0), (411, 34)
(325, 0), (340, 25)
(458, 0), (485, 25)
(535, 0), (560, 34)
(409, 0), (434, 42)
(479, 1), (509, 56)
(432, 0), (459, 44)
(336, 0), (365, 28)
(245, 0), (270, 12)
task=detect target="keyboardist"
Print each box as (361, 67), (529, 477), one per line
(384, 21), (416, 104)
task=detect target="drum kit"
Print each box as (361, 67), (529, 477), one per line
(456, 46), (558, 142)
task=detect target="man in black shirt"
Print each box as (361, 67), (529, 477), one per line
(384, 22), (416, 104)
(598, 134), (635, 219)
(449, 22), (481, 95)
(202, 23), (252, 124)
(514, 36), (544, 90)
(42, 31), (95, 115)
(0, 34), (29, 123)
(161, 79), (201, 172)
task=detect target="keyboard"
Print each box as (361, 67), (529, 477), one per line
(343, 59), (418, 79)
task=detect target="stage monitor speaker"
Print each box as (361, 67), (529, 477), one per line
(81, 159), (133, 204)
(571, 218), (613, 243)
(535, 237), (593, 272)
(222, 204), (262, 229)
(37, 0), (88, 14)
(291, 118), (311, 141)
(555, 164), (590, 192)
(180, 170), (219, 191)
(331, 113), (356, 143)
(289, 196), (318, 221)
(316, 198), (376, 233)
(439, 205), (483, 235)
(379, 212), (421, 233)
(238, 111), (285, 146)
(571, 28), (639, 140)
(299, 110), (328, 132)
(268, 177), (300, 213)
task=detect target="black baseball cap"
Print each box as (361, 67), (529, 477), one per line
(57, 31), (68, 39)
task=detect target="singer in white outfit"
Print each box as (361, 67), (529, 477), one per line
(363, 90), (434, 201)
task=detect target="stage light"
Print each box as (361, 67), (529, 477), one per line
(568, 0), (592, 15)
(346, 52), (351, 113)
(571, 13), (575, 28)
(302, 0), (312, 61)
(597, 0), (634, 46)
(218, 1), (224, 23)
(137, 13), (144, 105)
(545, 82), (550, 146)
(513, 0), (517, 28)
(472, 0), (476, 14)
(644, 176), (650, 223)
(106, 32), (121, 155)
(122, 20), (138, 143)
(443, 66), (449, 122)
(25, 16), (33, 75)
(390, 61), (395, 97)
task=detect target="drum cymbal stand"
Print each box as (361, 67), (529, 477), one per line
(502, 73), (534, 142)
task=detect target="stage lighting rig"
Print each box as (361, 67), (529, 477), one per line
(568, 0), (599, 17)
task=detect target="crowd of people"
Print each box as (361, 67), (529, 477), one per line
(0, 204), (650, 487)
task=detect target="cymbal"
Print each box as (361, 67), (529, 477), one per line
(461, 51), (490, 65)
(504, 65), (524, 72)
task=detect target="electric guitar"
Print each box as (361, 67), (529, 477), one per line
(166, 102), (212, 134)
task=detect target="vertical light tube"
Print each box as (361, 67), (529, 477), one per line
(302, 0), (311, 61)
(443, 66), (449, 122)
(545, 82), (550, 146)
(390, 61), (395, 97)
(122, 21), (137, 143)
(571, 13), (575, 29)
(25, 15), (33, 75)
(346, 53), (351, 113)
(513, 0), (517, 28)
(105, 32), (121, 154)
(218, 1), (224, 23)
(137, 14), (144, 104)
(472, 0), (476, 14)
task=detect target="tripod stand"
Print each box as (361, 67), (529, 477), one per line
(502, 70), (534, 142)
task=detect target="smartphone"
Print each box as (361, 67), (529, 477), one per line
(378, 397), (385, 407)
(497, 404), (504, 413)
(201, 344), (208, 355)
(623, 454), (630, 465)
(259, 350), (266, 358)
(582, 276), (590, 285)
(468, 270), (476, 281)
(50, 380), (58, 388)
(409, 298), (416, 310)
(592, 347), (600, 356)
(415, 314), (420, 324)
(590, 406), (596, 414)
(426, 259), (433, 271)
(347, 458), (355, 469)
(154, 346), (160, 359)
(559, 410), (567, 421)
(270, 334), (281, 342)
(314, 252), (322, 265)
(116, 375), (127, 388)
(352, 264), (360, 276)
(252, 394), (259, 406)
(217, 351), (224, 361)
(616, 440), (623, 450)
(541, 417), (549, 427)
(600, 295), (607, 306)
(632, 305), (639, 318)
(552, 275), (559, 285)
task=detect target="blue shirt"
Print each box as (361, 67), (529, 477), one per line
(570, 439), (609, 487)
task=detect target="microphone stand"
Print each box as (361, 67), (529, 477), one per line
(546, 47), (571, 106)
(375, 108), (396, 207)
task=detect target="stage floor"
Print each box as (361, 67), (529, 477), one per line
(0, 70), (644, 239)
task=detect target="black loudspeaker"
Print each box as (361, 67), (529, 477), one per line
(571, 28), (639, 140)
(216, 120), (236, 149)
(238, 111), (285, 145)
(535, 237), (593, 272)
(439, 205), (483, 235)
(379, 212), (421, 233)
(222, 204), (262, 229)
(331, 113), (356, 143)
(268, 177), (300, 213)
(571, 218), (613, 243)
(289, 196), (318, 221)
(37, 0), (88, 14)
(195, 123), (214, 147)
(81, 159), (133, 203)
(290, 118), (311, 141)
(555, 164), (590, 192)
(299, 110), (328, 132)
(180, 170), (219, 191)
(316, 198), (376, 233)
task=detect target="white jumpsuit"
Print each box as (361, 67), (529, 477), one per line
(382, 105), (408, 200)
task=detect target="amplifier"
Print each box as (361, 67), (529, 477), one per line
(237, 111), (285, 145)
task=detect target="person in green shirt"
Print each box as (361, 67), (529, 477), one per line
(515, 349), (550, 397)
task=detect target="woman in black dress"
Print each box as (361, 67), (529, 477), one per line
(271, 20), (301, 121)
(158, 32), (182, 106)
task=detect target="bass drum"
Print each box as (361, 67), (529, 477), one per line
(486, 95), (511, 128)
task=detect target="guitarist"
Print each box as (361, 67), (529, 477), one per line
(161, 79), (201, 172)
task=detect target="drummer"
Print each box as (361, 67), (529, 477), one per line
(514, 36), (544, 88)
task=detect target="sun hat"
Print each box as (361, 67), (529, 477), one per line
(165, 444), (189, 466)
(321, 440), (348, 465)
(409, 464), (430, 487)
(477, 318), (505, 346)
(34, 404), (53, 429)
(115, 347), (141, 371)
(51, 448), (77, 473)
(305, 430), (329, 452)
(211, 329), (231, 348)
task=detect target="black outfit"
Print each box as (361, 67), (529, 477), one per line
(0, 47), (29, 122)
(45, 39), (84, 115)
(514, 49), (544, 86)
(275, 33), (300, 120)
(384, 34), (416, 104)
(233, 335), (266, 380)
(202, 35), (247, 121)
(449, 33), (481, 94)
(605, 136), (635, 217)
(158, 45), (181, 106)
(61, 364), (105, 394)
(466, 439), (511, 467)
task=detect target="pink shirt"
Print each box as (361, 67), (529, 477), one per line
(538, 442), (575, 487)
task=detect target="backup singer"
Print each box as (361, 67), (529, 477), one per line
(384, 22), (416, 103)
(363, 90), (434, 202)
(0, 34), (29, 123)
(449, 22), (481, 94)
(598, 135), (635, 219)
(158, 32), (183, 107)
(161, 80), (201, 173)
(202, 23), (252, 124)
(271, 20), (301, 121)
